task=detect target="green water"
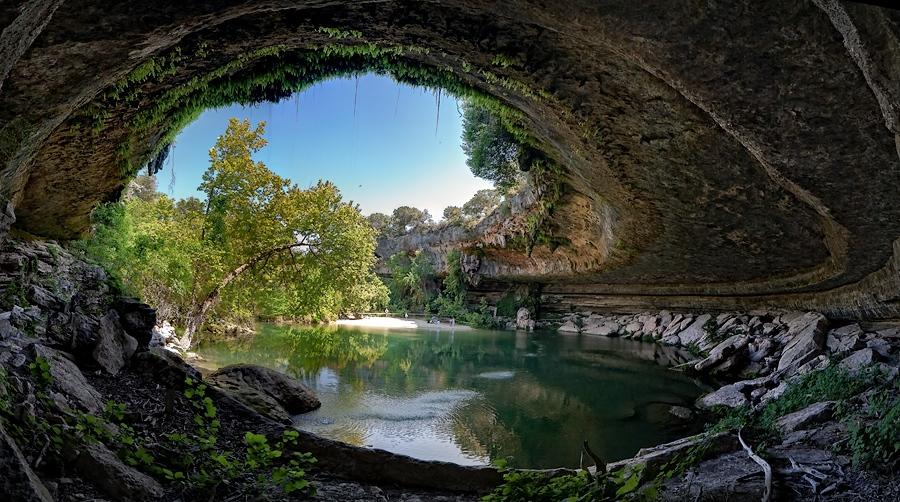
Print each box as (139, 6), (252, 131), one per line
(195, 323), (708, 468)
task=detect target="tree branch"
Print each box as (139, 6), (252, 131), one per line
(738, 429), (772, 502)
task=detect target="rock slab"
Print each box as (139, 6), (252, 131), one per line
(208, 364), (321, 423)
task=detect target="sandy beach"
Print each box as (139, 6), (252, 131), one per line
(335, 316), (475, 331)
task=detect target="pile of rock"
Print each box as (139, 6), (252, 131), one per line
(0, 238), (328, 501)
(557, 310), (898, 383)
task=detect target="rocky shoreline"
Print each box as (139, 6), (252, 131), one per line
(554, 310), (899, 500)
(1, 236), (898, 501)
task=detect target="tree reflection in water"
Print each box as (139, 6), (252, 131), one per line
(197, 324), (708, 468)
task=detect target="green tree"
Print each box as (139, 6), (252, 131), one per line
(366, 212), (392, 235)
(386, 251), (435, 312)
(442, 205), (464, 226)
(460, 100), (524, 192)
(124, 175), (159, 202)
(462, 189), (501, 221)
(81, 118), (386, 347)
(390, 206), (432, 235)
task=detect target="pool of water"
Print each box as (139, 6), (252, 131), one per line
(195, 323), (709, 468)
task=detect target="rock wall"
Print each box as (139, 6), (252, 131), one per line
(2, 1), (900, 319)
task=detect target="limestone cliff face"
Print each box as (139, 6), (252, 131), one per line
(2, 1), (900, 319)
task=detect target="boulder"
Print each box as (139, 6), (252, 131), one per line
(0, 425), (53, 501)
(747, 338), (775, 362)
(658, 311), (673, 328)
(132, 347), (201, 388)
(761, 323), (779, 336)
(606, 431), (738, 482)
(113, 298), (156, 347)
(207, 364), (321, 423)
(623, 321), (643, 335)
(875, 327), (900, 339)
(29, 344), (102, 413)
(557, 320), (580, 333)
(583, 321), (619, 336)
(696, 383), (748, 409)
(694, 334), (748, 373)
(758, 381), (789, 406)
(777, 312), (828, 372)
(0, 311), (22, 339)
(838, 348), (878, 373)
(826, 323), (864, 355)
(68, 442), (164, 501)
(91, 310), (137, 375)
(25, 285), (64, 311)
(668, 405), (693, 420)
(0, 200), (14, 243)
(775, 401), (834, 434)
(865, 338), (892, 358)
(515, 307), (534, 331)
(678, 314), (712, 347)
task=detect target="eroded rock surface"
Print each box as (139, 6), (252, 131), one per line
(3, 1), (900, 319)
(207, 363), (321, 423)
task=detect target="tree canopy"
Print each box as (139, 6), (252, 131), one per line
(460, 100), (525, 192)
(80, 118), (387, 346)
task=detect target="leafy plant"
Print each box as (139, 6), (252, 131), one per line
(483, 460), (650, 501)
(846, 388), (899, 469)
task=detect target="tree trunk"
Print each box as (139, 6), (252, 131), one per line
(178, 242), (304, 349)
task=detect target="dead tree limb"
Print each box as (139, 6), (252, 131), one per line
(738, 429), (772, 502)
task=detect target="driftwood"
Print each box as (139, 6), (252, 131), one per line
(738, 429), (772, 502)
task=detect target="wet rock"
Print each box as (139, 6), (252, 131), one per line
(91, 310), (137, 375)
(696, 383), (748, 409)
(775, 401), (834, 434)
(29, 344), (102, 413)
(68, 442), (164, 501)
(0, 424), (53, 501)
(839, 348), (878, 373)
(113, 298), (156, 348)
(777, 312), (828, 372)
(826, 323), (865, 355)
(668, 405), (693, 420)
(208, 364), (321, 423)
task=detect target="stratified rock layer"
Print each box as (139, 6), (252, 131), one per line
(2, 1), (900, 319)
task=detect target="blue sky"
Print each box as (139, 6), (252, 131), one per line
(161, 73), (492, 219)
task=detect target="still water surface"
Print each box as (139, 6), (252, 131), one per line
(195, 323), (707, 468)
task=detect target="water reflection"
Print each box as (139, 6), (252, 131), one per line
(195, 324), (708, 468)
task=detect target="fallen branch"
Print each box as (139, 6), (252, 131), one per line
(738, 429), (772, 502)
(788, 457), (828, 480)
